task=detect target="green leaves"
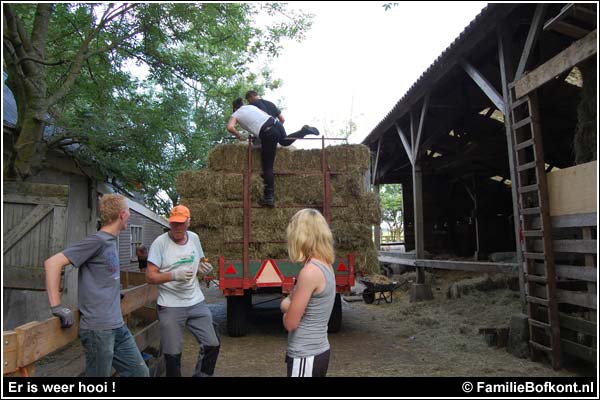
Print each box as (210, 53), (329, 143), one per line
(4, 3), (312, 213)
(379, 184), (404, 242)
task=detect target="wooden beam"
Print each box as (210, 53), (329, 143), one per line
(556, 264), (597, 282)
(3, 331), (18, 374)
(557, 289), (596, 309)
(415, 259), (519, 274)
(3, 204), (54, 253)
(498, 20), (527, 314)
(121, 284), (158, 316)
(532, 239), (597, 254)
(413, 92), (430, 163)
(549, 21), (591, 39)
(11, 312), (81, 369)
(378, 256), (416, 267)
(559, 312), (596, 336)
(515, 4), (547, 80)
(3, 182), (69, 207)
(561, 338), (596, 362)
(395, 123), (414, 165)
(2, 266), (58, 291)
(460, 58), (505, 111)
(514, 29), (597, 98)
(120, 271), (147, 288)
(372, 139), (381, 186)
(134, 320), (161, 352)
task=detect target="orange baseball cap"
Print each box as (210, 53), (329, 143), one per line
(168, 205), (190, 223)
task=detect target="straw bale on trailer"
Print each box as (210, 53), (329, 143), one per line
(178, 143), (381, 275)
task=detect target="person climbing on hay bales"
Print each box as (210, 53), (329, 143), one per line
(226, 97), (320, 208)
(245, 90), (285, 124)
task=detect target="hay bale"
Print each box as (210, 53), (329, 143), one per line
(186, 199), (223, 229)
(177, 171), (223, 199)
(326, 145), (370, 172)
(181, 143), (378, 270)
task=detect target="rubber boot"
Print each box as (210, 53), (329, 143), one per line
(193, 345), (220, 377)
(164, 353), (182, 377)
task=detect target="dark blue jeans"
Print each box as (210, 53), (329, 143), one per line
(79, 325), (149, 377)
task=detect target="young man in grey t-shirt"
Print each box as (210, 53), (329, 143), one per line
(44, 193), (149, 377)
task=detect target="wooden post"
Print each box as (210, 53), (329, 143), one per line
(374, 184), (381, 250)
(497, 21), (527, 313)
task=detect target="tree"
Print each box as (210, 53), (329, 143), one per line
(3, 3), (312, 213)
(379, 184), (403, 242)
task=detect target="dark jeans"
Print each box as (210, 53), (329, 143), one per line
(259, 121), (308, 194)
(79, 325), (149, 377)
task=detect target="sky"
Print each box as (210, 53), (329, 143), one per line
(255, 1), (488, 149)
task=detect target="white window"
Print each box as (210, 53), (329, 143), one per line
(130, 225), (143, 260)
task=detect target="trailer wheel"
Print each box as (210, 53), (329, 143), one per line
(327, 293), (342, 333)
(227, 294), (248, 337)
(362, 290), (375, 304)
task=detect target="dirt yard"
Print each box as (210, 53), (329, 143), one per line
(36, 270), (593, 378)
(181, 270), (593, 377)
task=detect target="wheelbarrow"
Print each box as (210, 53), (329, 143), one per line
(359, 278), (403, 304)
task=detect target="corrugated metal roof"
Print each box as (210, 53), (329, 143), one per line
(362, 3), (515, 145)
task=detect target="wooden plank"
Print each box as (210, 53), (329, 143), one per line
(2, 265), (56, 291)
(3, 182), (69, 206)
(378, 256), (416, 267)
(559, 312), (597, 336)
(550, 21), (590, 39)
(49, 206), (67, 256)
(120, 271), (147, 287)
(3, 204), (53, 253)
(13, 313), (80, 368)
(134, 320), (161, 352)
(557, 289), (596, 309)
(532, 239), (597, 254)
(3, 331), (18, 374)
(547, 161), (597, 216)
(460, 59), (505, 111)
(121, 284), (158, 316)
(379, 251), (416, 260)
(514, 29), (597, 98)
(556, 264), (597, 282)
(415, 259), (519, 274)
(413, 92), (430, 162)
(395, 123), (414, 165)
(532, 213), (598, 229)
(516, 4), (548, 80)
(131, 306), (158, 324)
(561, 338), (596, 362)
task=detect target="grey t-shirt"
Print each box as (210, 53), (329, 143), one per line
(63, 231), (124, 330)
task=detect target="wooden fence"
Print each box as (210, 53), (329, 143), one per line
(3, 271), (161, 377)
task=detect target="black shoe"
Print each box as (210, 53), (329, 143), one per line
(302, 125), (320, 136)
(259, 197), (275, 208)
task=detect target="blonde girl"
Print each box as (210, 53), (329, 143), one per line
(280, 208), (336, 377)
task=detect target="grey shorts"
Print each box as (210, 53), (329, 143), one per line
(157, 301), (219, 355)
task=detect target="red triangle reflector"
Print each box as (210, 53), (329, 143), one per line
(225, 263), (236, 274)
(337, 262), (347, 272)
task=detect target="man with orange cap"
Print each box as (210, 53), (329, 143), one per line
(145, 204), (220, 377)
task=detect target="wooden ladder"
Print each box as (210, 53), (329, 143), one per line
(508, 87), (561, 369)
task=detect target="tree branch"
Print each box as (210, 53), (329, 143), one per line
(17, 56), (68, 66)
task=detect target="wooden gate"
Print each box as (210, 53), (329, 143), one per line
(3, 181), (69, 290)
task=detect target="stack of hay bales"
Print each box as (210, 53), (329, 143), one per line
(177, 143), (381, 275)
